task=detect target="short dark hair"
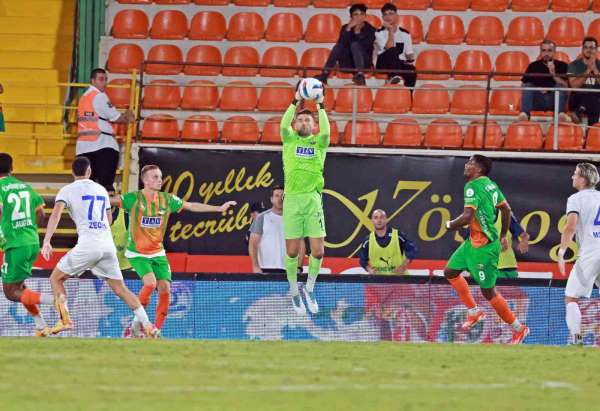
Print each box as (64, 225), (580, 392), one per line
(582, 36), (598, 47)
(72, 156), (91, 177)
(90, 68), (107, 80)
(271, 184), (284, 195)
(471, 154), (493, 176)
(0, 153), (13, 174)
(295, 109), (314, 118)
(349, 3), (367, 15)
(381, 2), (396, 13)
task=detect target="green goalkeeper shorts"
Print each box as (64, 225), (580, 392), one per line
(128, 255), (172, 281)
(447, 239), (500, 289)
(283, 192), (326, 239)
(1, 245), (39, 284)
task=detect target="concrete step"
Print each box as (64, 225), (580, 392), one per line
(0, 50), (72, 70)
(0, 34), (72, 52)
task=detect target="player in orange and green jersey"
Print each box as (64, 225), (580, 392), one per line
(443, 155), (529, 345)
(111, 164), (236, 336)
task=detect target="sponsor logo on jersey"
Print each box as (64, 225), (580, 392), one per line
(466, 188), (474, 197)
(141, 216), (162, 228)
(296, 146), (315, 158)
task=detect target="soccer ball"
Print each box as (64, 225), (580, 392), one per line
(298, 78), (324, 101)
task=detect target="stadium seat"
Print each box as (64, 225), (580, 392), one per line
(366, 15), (382, 30)
(305, 14), (342, 43)
(383, 118), (422, 146)
(266, 13), (303, 42)
(227, 12), (264, 41)
(450, 85), (487, 115)
(594, 0), (600, 12)
(189, 11), (226, 40)
(553, 51), (571, 65)
(155, 0), (191, 3)
(145, 45), (183, 75)
(412, 84), (449, 114)
(234, 0), (270, 5)
(314, 120), (340, 144)
(545, 124), (584, 151)
(150, 10), (188, 40)
(335, 85), (373, 113)
(415, 49), (452, 80)
(466, 17), (504, 45)
(261, 116), (283, 144)
(588, 19), (600, 44)
(222, 46), (260, 77)
(396, 15), (424, 44)
(372, 84), (411, 114)
(511, 0), (549, 11)
(273, 0), (311, 6)
(504, 121), (543, 149)
(112, 10), (148, 39)
(313, 0), (350, 7)
(394, 0), (430, 9)
(258, 82), (295, 111)
(106, 44), (144, 73)
(358, 0), (388, 8)
(506, 17), (544, 46)
(105, 79), (132, 109)
(193, 0), (229, 4)
(431, 0), (469, 10)
(489, 87), (521, 115)
(585, 124), (600, 151)
(300, 48), (330, 77)
(222, 116), (259, 143)
(424, 119), (463, 148)
(184, 45), (222, 76)
(463, 120), (503, 149)
(454, 50), (492, 81)
(220, 81), (258, 111)
(302, 87), (335, 112)
(470, 0), (508, 11)
(342, 119), (380, 145)
(547, 18), (585, 47)
(143, 80), (181, 109)
(260, 47), (298, 77)
(180, 80), (219, 110)
(181, 115), (219, 142)
(427, 15), (465, 45)
(552, 0), (589, 11)
(494, 51), (530, 81)
(141, 115), (179, 141)
(117, 0), (151, 3)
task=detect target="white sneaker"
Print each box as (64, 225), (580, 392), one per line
(132, 318), (144, 338)
(303, 287), (319, 314)
(291, 294), (306, 316)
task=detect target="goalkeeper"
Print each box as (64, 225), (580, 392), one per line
(280, 84), (329, 316)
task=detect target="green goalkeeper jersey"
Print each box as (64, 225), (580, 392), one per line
(0, 176), (44, 250)
(463, 176), (507, 248)
(280, 103), (330, 194)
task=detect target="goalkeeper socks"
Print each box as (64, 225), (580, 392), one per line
(285, 254), (299, 295)
(155, 292), (170, 329)
(489, 293), (517, 325)
(139, 285), (155, 307)
(306, 255), (322, 293)
(19, 289), (41, 305)
(566, 301), (582, 337)
(447, 276), (477, 310)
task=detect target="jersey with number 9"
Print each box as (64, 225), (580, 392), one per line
(0, 176), (44, 250)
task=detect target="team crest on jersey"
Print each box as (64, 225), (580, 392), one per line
(141, 216), (162, 228)
(466, 188), (474, 197)
(296, 146), (315, 157)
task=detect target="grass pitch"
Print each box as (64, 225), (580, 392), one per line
(0, 339), (598, 411)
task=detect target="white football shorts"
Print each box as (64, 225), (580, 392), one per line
(565, 252), (600, 299)
(57, 243), (123, 280)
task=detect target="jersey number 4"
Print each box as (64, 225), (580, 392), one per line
(594, 206), (600, 226)
(7, 191), (31, 221)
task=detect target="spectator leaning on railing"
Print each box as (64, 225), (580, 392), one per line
(568, 37), (600, 127)
(517, 40), (570, 123)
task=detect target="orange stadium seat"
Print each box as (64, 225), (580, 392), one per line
(335, 85), (373, 113)
(450, 85), (487, 115)
(394, 0), (430, 9)
(427, 15), (465, 44)
(506, 17), (544, 46)
(189, 11), (226, 40)
(313, 0), (350, 7)
(357, 0), (388, 8)
(258, 82), (295, 111)
(412, 84), (449, 114)
(366, 15), (382, 30)
(463, 120), (503, 149)
(466, 17), (504, 45)
(112, 10), (148, 39)
(260, 47), (298, 77)
(511, 0), (549, 11)
(193, 0), (229, 4)
(305, 14), (342, 43)
(180, 80), (219, 110)
(227, 12), (264, 41)
(342, 119), (380, 145)
(222, 46), (260, 77)
(141, 115), (179, 141)
(588, 19), (600, 43)
(261, 116), (283, 144)
(222, 116), (259, 143)
(545, 124), (584, 151)
(594, 0), (600, 12)
(431, 0), (469, 10)
(266, 13), (303, 42)
(553, 51), (572, 64)
(234, 0), (270, 5)
(547, 18), (585, 47)
(504, 121), (543, 149)
(145, 45), (183, 75)
(155, 0), (191, 3)
(424, 119), (463, 148)
(471, 0), (508, 11)
(143, 80), (181, 109)
(181, 115), (219, 142)
(489, 87), (521, 115)
(117, 0), (152, 3)
(313, 120), (340, 144)
(415, 49), (452, 80)
(300, 48), (330, 77)
(105, 79), (132, 109)
(184, 45), (221, 76)
(220, 81), (258, 111)
(373, 84), (412, 114)
(494, 51), (530, 81)
(383, 118), (422, 146)
(396, 15), (424, 44)
(150, 10), (188, 40)
(273, 0), (311, 6)
(552, 0), (589, 11)
(302, 87), (335, 112)
(107, 44), (144, 73)
(585, 124), (600, 151)
(454, 50), (492, 81)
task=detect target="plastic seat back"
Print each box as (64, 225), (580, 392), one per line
(504, 121), (543, 149)
(258, 82), (295, 111)
(396, 15), (424, 44)
(415, 49), (452, 80)
(145, 44), (183, 75)
(511, 0), (549, 11)
(412, 84), (449, 114)
(222, 46), (260, 77)
(489, 87), (521, 115)
(335, 85), (373, 113)
(466, 16), (504, 45)
(454, 50), (492, 81)
(427, 15), (465, 44)
(143, 80), (181, 109)
(494, 51), (530, 81)
(260, 47), (298, 77)
(189, 11), (226, 40)
(106, 79), (132, 109)
(342, 119), (380, 145)
(305, 14), (342, 43)
(424, 119), (463, 148)
(227, 12), (265, 41)
(220, 81), (257, 111)
(184, 45), (221, 76)
(450, 85), (487, 115)
(545, 124), (584, 151)
(222, 116), (259, 143)
(141, 115), (179, 141)
(150, 10), (188, 40)
(471, 0), (508, 11)
(181, 80), (219, 111)
(300, 48), (330, 77)
(383, 118), (422, 146)
(552, 0), (589, 11)
(373, 84), (411, 114)
(266, 13), (303, 42)
(547, 17), (585, 47)
(107, 44), (144, 73)
(112, 9), (149, 39)
(464, 120), (503, 148)
(506, 17), (544, 46)
(432, 0), (469, 10)
(181, 115), (219, 142)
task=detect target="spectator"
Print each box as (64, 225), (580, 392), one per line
(568, 37), (600, 126)
(517, 40), (570, 122)
(0, 82), (4, 133)
(77, 68), (134, 192)
(374, 3), (416, 87)
(245, 201), (267, 245)
(359, 209), (417, 275)
(315, 3), (376, 86)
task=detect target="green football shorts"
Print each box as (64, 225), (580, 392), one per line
(1, 244), (39, 284)
(128, 255), (172, 281)
(447, 239), (500, 289)
(497, 268), (518, 279)
(283, 192), (326, 239)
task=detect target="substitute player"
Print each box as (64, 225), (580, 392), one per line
(444, 155), (529, 344)
(558, 163), (600, 345)
(0, 153), (54, 336)
(42, 157), (159, 338)
(112, 164), (236, 335)
(280, 86), (329, 315)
